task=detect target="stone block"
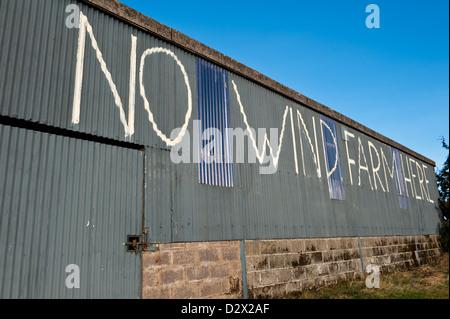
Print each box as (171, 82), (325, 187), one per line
(304, 239), (319, 251)
(171, 283), (198, 299)
(186, 265), (209, 282)
(142, 286), (170, 299)
(245, 241), (260, 256)
(221, 276), (241, 295)
(143, 251), (171, 269)
(210, 263), (230, 279)
(361, 247), (374, 258)
(310, 251), (323, 264)
(328, 262), (339, 275)
(158, 243), (185, 250)
(269, 254), (285, 269)
(258, 270), (278, 286)
(301, 278), (316, 290)
(277, 268), (293, 283)
(317, 264), (329, 276)
(342, 238), (358, 249)
(254, 256), (269, 270)
(334, 249), (358, 261)
(292, 266), (306, 279)
(303, 265), (319, 278)
(172, 250), (195, 265)
(245, 272), (259, 288)
(186, 241), (208, 249)
(221, 246), (239, 261)
(360, 237), (377, 248)
(199, 248), (219, 262)
(291, 253), (311, 267)
(160, 268), (184, 285)
(199, 280), (222, 298)
(322, 251), (334, 262)
(305, 238), (328, 251)
(142, 270), (160, 287)
(290, 239), (305, 253)
(260, 241), (277, 254)
(228, 260), (242, 275)
(274, 240), (291, 253)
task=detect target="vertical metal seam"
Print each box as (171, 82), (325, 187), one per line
(142, 148), (146, 234)
(358, 236), (365, 275)
(240, 240), (248, 299)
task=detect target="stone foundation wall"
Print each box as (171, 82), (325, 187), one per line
(142, 241), (242, 299)
(360, 235), (441, 273)
(141, 235), (441, 299)
(244, 235), (441, 298)
(244, 237), (363, 298)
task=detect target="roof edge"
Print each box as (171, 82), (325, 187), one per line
(80, 0), (436, 167)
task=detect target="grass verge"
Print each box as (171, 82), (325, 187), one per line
(285, 253), (449, 299)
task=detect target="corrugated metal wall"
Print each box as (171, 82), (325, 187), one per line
(0, 0), (196, 149)
(0, 124), (143, 298)
(0, 0), (441, 264)
(150, 74), (440, 242)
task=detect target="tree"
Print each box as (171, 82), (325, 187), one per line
(436, 138), (449, 252)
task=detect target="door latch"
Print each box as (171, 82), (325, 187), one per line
(125, 231), (158, 253)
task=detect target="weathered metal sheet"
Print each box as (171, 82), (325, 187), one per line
(196, 58), (233, 187)
(0, 0), (196, 149)
(145, 74), (440, 242)
(0, 0), (441, 246)
(0, 124), (142, 298)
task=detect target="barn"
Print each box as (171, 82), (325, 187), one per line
(0, 0), (442, 299)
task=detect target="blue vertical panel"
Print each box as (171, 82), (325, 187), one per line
(320, 115), (345, 200)
(391, 147), (408, 209)
(196, 58), (233, 187)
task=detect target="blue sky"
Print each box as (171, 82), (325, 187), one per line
(120, 0), (449, 170)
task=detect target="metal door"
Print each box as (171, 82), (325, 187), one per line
(0, 124), (143, 298)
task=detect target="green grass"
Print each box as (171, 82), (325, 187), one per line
(285, 254), (449, 299)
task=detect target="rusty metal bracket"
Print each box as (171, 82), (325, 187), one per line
(125, 229), (159, 253)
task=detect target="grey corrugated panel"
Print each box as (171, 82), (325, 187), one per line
(336, 122), (441, 236)
(0, 0), (196, 149)
(1, 0), (441, 244)
(0, 124), (142, 298)
(145, 146), (173, 243)
(1, 0), (75, 126)
(145, 73), (440, 243)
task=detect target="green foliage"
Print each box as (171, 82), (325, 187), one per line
(436, 138), (449, 252)
(440, 220), (449, 253)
